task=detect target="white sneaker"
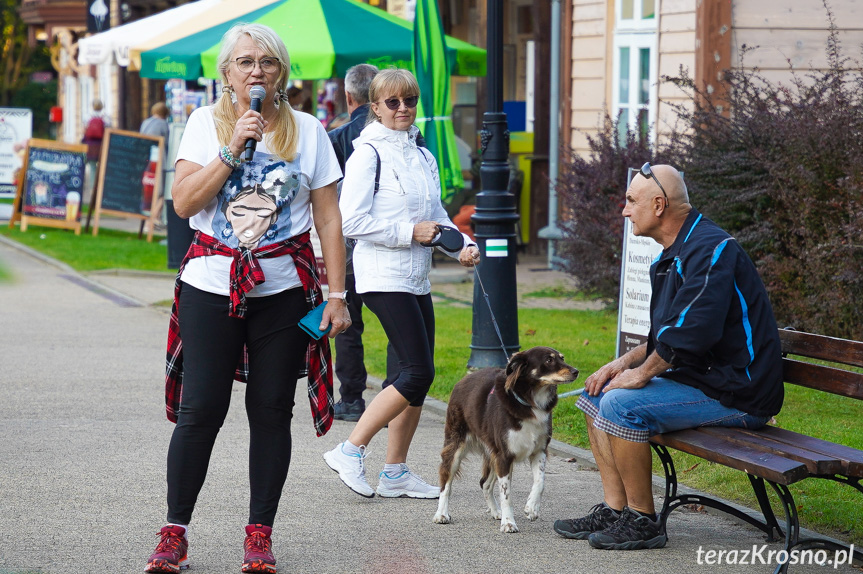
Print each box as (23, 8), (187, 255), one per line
(324, 442), (375, 498)
(376, 464), (440, 499)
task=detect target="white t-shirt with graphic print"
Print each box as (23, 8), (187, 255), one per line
(176, 105), (341, 297)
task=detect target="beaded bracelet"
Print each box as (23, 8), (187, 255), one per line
(219, 145), (242, 169)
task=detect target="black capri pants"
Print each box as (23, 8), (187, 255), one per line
(167, 284), (308, 527)
(362, 291), (435, 407)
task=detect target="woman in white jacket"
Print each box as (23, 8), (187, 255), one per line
(325, 69), (480, 498)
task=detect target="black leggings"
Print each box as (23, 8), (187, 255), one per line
(167, 284), (308, 527)
(362, 292), (435, 407)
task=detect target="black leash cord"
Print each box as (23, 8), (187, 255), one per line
(473, 265), (511, 364)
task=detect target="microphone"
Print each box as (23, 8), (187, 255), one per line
(244, 85), (267, 161)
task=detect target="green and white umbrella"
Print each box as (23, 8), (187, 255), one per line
(412, 0), (463, 200)
(133, 0), (486, 80)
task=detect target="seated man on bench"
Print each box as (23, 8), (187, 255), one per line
(554, 164), (784, 550)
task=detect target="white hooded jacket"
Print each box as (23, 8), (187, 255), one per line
(339, 121), (473, 294)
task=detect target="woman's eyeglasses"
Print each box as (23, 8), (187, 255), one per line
(381, 96), (419, 110)
(637, 162), (669, 207)
(234, 57), (280, 73)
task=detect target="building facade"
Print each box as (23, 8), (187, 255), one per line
(566, 0), (863, 155)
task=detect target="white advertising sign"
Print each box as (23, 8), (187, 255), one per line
(0, 108), (33, 196)
(616, 169), (664, 357)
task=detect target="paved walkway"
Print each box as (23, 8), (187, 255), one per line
(0, 233), (856, 574)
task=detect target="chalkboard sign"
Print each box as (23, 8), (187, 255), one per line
(8, 139), (88, 235)
(92, 128), (164, 242)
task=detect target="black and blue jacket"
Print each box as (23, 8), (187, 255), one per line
(646, 208), (784, 417)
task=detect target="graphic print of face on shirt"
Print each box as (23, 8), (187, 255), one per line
(225, 184), (278, 249)
(216, 153), (303, 249)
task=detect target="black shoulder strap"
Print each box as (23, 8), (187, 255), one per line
(365, 143), (381, 195)
(417, 146), (431, 165)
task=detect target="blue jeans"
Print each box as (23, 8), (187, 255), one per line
(576, 376), (771, 443)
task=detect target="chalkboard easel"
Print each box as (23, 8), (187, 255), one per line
(9, 139), (88, 235)
(91, 129), (164, 242)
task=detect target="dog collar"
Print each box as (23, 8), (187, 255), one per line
(509, 389), (532, 408)
(490, 386), (532, 408)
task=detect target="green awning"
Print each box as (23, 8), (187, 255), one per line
(137, 0), (486, 80)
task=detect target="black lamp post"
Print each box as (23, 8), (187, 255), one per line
(468, 0), (520, 369)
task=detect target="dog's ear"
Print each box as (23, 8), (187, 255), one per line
(505, 351), (525, 375)
(505, 352), (525, 392)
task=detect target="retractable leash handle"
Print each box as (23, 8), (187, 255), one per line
(422, 224), (465, 252)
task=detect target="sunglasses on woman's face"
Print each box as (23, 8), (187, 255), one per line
(381, 96), (419, 110)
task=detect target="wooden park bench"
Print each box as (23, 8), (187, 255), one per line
(649, 329), (863, 573)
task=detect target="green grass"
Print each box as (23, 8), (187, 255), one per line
(0, 225), (169, 273)
(522, 285), (592, 300)
(0, 260), (11, 282)
(353, 302), (863, 545)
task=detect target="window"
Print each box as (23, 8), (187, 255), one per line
(618, 0), (657, 28)
(613, 0), (657, 143)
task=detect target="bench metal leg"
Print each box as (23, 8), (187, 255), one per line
(766, 481), (797, 574)
(651, 445), (863, 572)
(775, 475), (863, 572)
(651, 444), (793, 543)
(650, 443), (677, 519)
(748, 475), (785, 542)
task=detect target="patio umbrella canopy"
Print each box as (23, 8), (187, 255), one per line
(412, 0), (463, 199)
(134, 0), (486, 80)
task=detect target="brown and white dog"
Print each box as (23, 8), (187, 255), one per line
(433, 346), (578, 533)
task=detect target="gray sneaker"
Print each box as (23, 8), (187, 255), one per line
(333, 399), (365, 422)
(376, 464), (440, 499)
(324, 442), (375, 498)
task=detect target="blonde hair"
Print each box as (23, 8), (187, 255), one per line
(213, 23), (298, 162)
(365, 68), (420, 126)
(151, 102), (168, 118)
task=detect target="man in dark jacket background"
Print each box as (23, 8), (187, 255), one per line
(553, 164), (783, 551)
(328, 64), (377, 176)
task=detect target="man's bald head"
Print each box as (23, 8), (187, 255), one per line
(631, 164), (688, 207)
(651, 165), (688, 206)
(624, 164), (692, 248)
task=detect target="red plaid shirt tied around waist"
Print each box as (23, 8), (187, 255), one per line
(165, 231), (334, 436)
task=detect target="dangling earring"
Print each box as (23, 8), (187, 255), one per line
(223, 85), (237, 104)
(274, 87), (286, 110)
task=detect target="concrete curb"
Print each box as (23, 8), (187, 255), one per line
(0, 234), (150, 309)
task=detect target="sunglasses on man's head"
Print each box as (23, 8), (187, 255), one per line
(637, 162), (669, 207)
(381, 96), (419, 110)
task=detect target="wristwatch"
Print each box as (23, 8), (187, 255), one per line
(327, 291), (347, 300)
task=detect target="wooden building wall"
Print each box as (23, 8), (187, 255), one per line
(566, 0), (863, 157)
(568, 0), (610, 155)
(655, 0), (695, 142)
(731, 0), (863, 84)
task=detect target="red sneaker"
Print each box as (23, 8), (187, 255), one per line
(242, 524), (276, 573)
(145, 525), (189, 573)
